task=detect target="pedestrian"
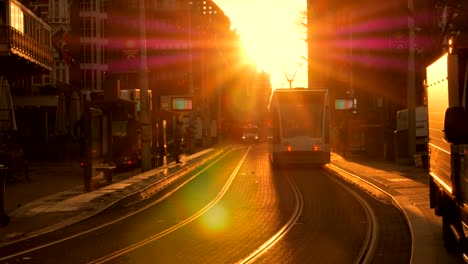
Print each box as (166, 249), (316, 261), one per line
(338, 121), (347, 157)
(330, 120), (339, 152)
(184, 128), (191, 154)
(174, 121), (184, 164)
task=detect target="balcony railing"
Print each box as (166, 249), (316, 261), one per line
(0, 26), (53, 71)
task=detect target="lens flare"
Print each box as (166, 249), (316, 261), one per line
(200, 203), (229, 232)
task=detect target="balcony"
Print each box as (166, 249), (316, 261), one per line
(0, 25), (53, 74)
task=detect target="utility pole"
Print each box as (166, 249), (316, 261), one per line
(407, 0), (416, 164)
(188, 1), (195, 149)
(188, 1), (194, 95)
(139, 0), (152, 171)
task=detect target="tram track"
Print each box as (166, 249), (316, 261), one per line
(322, 169), (379, 264)
(87, 160), (380, 264)
(238, 167), (379, 264)
(86, 147), (250, 264)
(1, 147), (383, 264)
(237, 164), (304, 264)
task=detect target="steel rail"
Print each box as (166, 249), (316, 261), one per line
(87, 146), (251, 264)
(236, 167), (304, 264)
(322, 169), (379, 264)
(238, 168), (378, 264)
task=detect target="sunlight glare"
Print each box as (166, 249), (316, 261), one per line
(201, 203), (229, 232)
(215, 0), (308, 88)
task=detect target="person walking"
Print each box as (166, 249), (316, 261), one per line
(338, 120), (347, 157)
(174, 121), (184, 164)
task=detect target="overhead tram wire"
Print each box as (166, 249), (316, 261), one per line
(282, 62), (302, 89)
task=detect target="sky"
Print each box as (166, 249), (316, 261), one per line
(214, 0), (308, 89)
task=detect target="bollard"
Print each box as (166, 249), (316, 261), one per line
(0, 164), (10, 226)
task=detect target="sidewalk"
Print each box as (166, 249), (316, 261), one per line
(0, 147), (461, 263)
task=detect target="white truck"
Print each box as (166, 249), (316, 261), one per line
(396, 106), (428, 156)
(427, 49), (468, 259)
(396, 106), (428, 139)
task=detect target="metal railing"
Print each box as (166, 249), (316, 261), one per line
(0, 26), (53, 70)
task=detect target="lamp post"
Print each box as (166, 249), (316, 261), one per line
(139, 0), (152, 171)
(188, 1), (197, 151)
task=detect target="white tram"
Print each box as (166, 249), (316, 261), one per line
(268, 88), (330, 166)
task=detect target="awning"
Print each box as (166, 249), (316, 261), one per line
(87, 98), (137, 121)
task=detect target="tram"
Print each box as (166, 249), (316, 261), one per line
(268, 88), (330, 166)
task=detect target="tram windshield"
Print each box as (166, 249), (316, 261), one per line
(277, 92), (325, 138)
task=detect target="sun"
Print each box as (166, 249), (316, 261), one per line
(215, 0), (308, 88)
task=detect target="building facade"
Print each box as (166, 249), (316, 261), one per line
(307, 0), (448, 159)
(3, 0), (264, 161)
(0, 0), (53, 152)
(106, 0), (241, 147)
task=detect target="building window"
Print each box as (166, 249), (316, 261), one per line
(53, 0), (59, 18)
(82, 70), (91, 90)
(91, 0), (96, 11)
(32, 75), (42, 84)
(10, 2), (24, 33)
(154, 0), (162, 9)
(81, 18), (92, 38)
(91, 18), (95, 38)
(101, 0), (109, 13)
(129, 0), (138, 9)
(81, 44), (92, 64)
(81, 0), (91, 11)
